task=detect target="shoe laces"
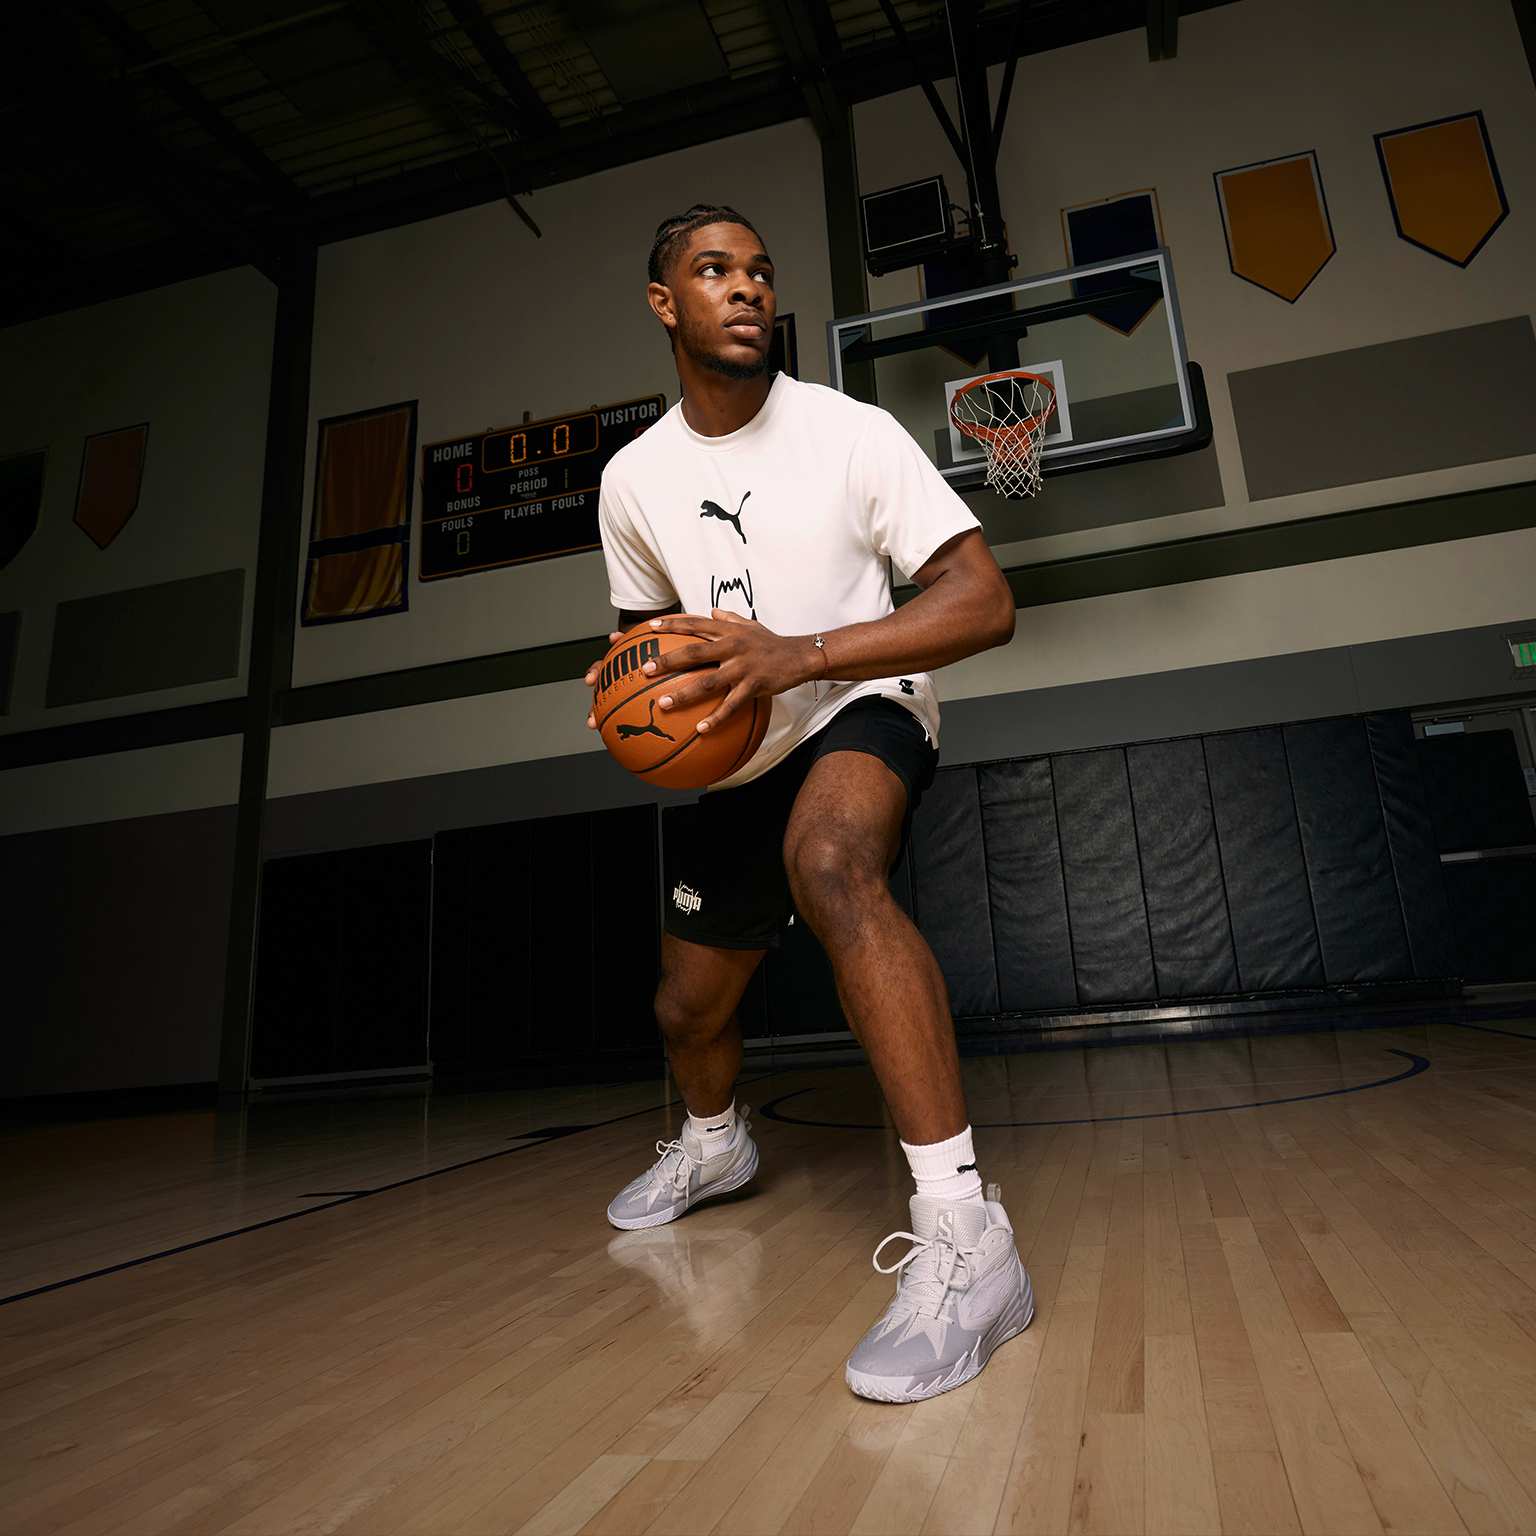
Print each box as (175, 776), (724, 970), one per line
(872, 1228), (977, 1320)
(650, 1138), (701, 1195)
(647, 1107), (748, 1196)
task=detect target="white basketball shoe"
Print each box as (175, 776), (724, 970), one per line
(605, 1105), (759, 1230)
(845, 1185), (1035, 1403)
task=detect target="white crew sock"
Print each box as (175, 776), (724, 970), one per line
(901, 1126), (985, 1204)
(685, 1101), (737, 1158)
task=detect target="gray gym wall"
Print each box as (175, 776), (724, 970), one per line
(4, 0), (1536, 1095)
(0, 267), (274, 738)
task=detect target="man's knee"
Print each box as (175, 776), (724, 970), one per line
(785, 831), (885, 934)
(654, 974), (730, 1046)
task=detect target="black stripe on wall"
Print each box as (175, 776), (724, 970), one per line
(964, 436), (1226, 542)
(4, 485), (1534, 770)
(995, 479), (1536, 613)
(284, 479), (1536, 732)
(0, 699), (245, 771)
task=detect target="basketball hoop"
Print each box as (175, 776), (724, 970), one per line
(949, 370), (1057, 499)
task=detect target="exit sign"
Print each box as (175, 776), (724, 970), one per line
(1510, 634), (1536, 672)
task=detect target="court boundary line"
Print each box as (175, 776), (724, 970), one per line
(755, 1048), (1431, 1131)
(0, 1073), (781, 1309)
(9, 1023), (1529, 1308)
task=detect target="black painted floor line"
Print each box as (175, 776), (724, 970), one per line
(755, 1049), (1432, 1131)
(1446, 1020), (1536, 1043)
(0, 1074), (781, 1310)
(10, 1028), (1523, 1311)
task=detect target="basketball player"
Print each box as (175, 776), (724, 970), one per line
(584, 204), (1034, 1403)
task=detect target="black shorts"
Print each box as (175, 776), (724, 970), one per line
(663, 696), (939, 950)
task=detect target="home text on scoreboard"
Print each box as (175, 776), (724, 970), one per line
(419, 394), (665, 580)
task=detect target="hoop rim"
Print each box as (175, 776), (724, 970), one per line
(949, 367), (1057, 403)
(949, 368), (1058, 446)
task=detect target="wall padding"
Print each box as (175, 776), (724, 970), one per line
(1365, 712), (1458, 978)
(1051, 748), (1158, 1005)
(909, 768), (998, 1017)
(1203, 729), (1326, 991)
(1126, 738), (1240, 998)
(1284, 718), (1412, 982)
(978, 759), (1078, 1011)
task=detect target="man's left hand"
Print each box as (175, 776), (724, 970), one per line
(643, 609), (821, 733)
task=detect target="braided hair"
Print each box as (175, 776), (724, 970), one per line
(647, 203), (761, 285)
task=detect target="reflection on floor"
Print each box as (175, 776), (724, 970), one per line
(0, 1076), (681, 1299)
(4, 1016), (1536, 1535)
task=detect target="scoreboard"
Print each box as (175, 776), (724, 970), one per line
(419, 393), (665, 580)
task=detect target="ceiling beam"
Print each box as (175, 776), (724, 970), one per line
(351, 0), (529, 148)
(0, 204), (69, 267)
(830, 3), (1146, 108)
(1512, 0), (1536, 88)
(299, 3), (1140, 242)
(11, 1), (1239, 321)
(302, 67), (801, 243)
(344, 0), (541, 235)
(1, 236), (251, 328)
(946, 0), (1005, 250)
(7, 10), (281, 278)
(765, 0), (842, 139)
(73, 0), (307, 214)
(873, 0), (968, 166)
(992, 1), (1026, 146)
(1147, 0), (1179, 60)
(439, 0), (557, 137)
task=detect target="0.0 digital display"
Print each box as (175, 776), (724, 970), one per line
(419, 392), (664, 581)
(483, 413), (598, 472)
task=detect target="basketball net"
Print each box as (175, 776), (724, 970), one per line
(949, 370), (1057, 499)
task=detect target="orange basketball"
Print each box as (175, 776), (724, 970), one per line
(593, 626), (769, 789)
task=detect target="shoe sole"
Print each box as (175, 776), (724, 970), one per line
(606, 1141), (760, 1231)
(844, 1276), (1036, 1404)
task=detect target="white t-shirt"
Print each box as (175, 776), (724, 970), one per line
(596, 374), (981, 790)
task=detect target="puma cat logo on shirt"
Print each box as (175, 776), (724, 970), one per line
(596, 374), (983, 790)
(700, 490), (750, 543)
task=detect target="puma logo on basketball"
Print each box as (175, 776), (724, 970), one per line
(672, 882), (702, 915)
(616, 699), (675, 742)
(598, 635), (661, 693)
(700, 490), (750, 543)
(899, 679), (915, 696)
(711, 568), (756, 619)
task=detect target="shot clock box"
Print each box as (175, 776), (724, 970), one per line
(420, 394), (664, 579)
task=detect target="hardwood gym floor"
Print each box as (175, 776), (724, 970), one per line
(4, 1017), (1536, 1535)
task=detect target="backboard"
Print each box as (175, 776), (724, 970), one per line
(827, 248), (1210, 492)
